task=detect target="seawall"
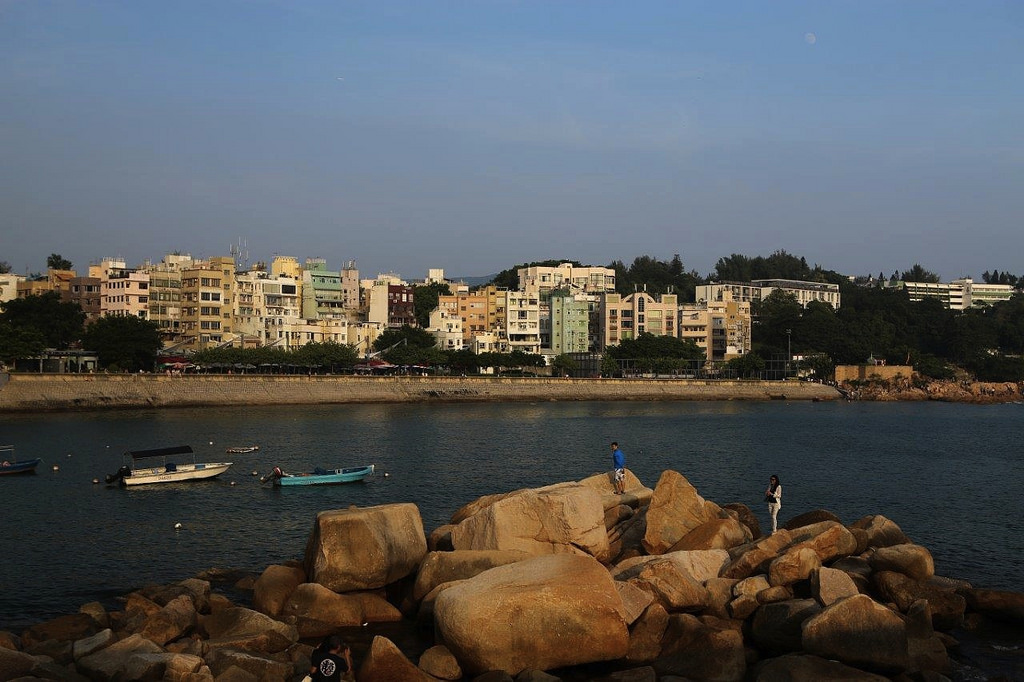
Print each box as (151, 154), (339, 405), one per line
(0, 373), (840, 412)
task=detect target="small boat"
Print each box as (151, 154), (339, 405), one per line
(105, 445), (232, 487)
(262, 464), (374, 487)
(225, 445), (260, 454)
(0, 445), (41, 476)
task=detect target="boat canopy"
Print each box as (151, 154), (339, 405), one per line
(127, 445), (194, 460)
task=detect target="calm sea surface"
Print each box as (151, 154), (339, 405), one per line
(1, 400), (1022, 631)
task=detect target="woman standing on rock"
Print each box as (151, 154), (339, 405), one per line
(765, 474), (782, 533)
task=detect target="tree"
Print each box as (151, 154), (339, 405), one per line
(0, 320), (46, 364)
(0, 292), (85, 349)
(899, 264), (940, 283)
(413, 282), (452, 328)
(725, 352), (766, 378)
(373, 325), (438, 353)
(81, 315), (162, 371)
(551, 353), (578, 376)
(46, 254), (73, 270)
(605, 333), (705, 362)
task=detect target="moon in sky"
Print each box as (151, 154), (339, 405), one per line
(805, 32), (817, 45)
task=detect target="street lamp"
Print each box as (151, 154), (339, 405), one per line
(786, 329), (792, 378)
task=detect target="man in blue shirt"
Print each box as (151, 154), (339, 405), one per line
(611, 442), (626, 494)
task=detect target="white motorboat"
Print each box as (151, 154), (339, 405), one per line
(105, 445), (232, 487)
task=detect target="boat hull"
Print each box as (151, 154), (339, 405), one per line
(123, 462), (233, 486)
(274, 465), (374, 487)
(0, 459), (41, 475)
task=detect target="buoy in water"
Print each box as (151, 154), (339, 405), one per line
(230, 481), (236, 486)
(251, 471), (258, 476)
(209, 441), (213, 445)
(92, 478), (99, 484)
(383, 472), (390, 478)
(174, 522), (182, 529)
(52, 465), (59, 472)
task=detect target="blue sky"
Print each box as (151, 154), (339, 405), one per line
(2, 1), (1022, 281)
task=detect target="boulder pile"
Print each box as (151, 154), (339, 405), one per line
(3, 470), (1024, 681)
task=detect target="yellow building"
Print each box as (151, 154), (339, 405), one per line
(679, 293), (752, 364)
(598, 291), (677, 350)
(180, 257), (235, 350)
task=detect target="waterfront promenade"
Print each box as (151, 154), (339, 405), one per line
(0, 373), (840, 412)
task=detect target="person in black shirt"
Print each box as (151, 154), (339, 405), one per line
(309, 634), (353, 682)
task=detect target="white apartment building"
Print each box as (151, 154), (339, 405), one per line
(517, 263), (616, 294)
(678, 293), (752, 364)
(235, 269), (302, 346)
(0, 273), (24, 304)
(91, 258), (150, 319)
(428, 307), (464, 351)
(889, 278), (1014, 310)
(697, 279), (841, 310)
(505, 289), (541, 354)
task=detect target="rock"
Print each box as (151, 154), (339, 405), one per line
(869, 544), (934, 581)
(721, 530), (793, 580)
(788, 522), (858, 564)
(122, 652), (205, 681)
(0, 631), (19, 651)
(577, 468), (652, 506)
(750, 599), (821, 655)
(450, 489), (523, 524)
(614, 580), (656, 625)
(727, 594), (760, 620)
(703, 577), (740, 619)
(514, 669), (562, 682)
(812, 567), (860, 607)
(802, 594), (910, 673)
(733, 575), (771, 598)
(667, 516), (751, 552)
(905, 600), (950, 675)
(757, 585), (794, 604)
(137, 594), (198, 646)
(449, 483), (611, 562)
(591, 667), (657, 682)
(613, 549), (730, 583)
(205, 648), (293, 681)
(72, 628), (116, 661)
(871, 571), (966, 630)
(20, 613), (100, 647)
(413, 549), (530, 601)
(208, 593), (234, 613)
(626, 558), (709, 612)
(212, 664), (258, 682)
(304, 503), (428, 592)
(753, 653), (890, 681)
(282, 582), (401, 635)
(141, 578), (211, 614)
(783, 509), (843, 530)
(959, 587), (1024, 623)
(434, 554), (629, 675)
(357, 635), (436, 681)
(78, 602), (109, 629)
(429, 523), (456, 551)
(607, 508), (649, 564)
(768, 547), (821, 587)
(198, 607), (298, 653)
(849, 515), (910, 549)
(76, 632), (164, 680)
(652, 621), (746, 681)
(121, 591), (163, 633)
(643, 470), (722, 555)
(419, 644), (462, 680)
(252, 564), (305, 617)
(722, 502), (762, 541)
(626, 602), (668, 663)
(605, 503), (635, 530)
(0, 647), (38, 680)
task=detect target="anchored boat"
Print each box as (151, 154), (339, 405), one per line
(0, 445), (40, 476)
(261, 464), (374, 487)
(105, 445), (232, 486)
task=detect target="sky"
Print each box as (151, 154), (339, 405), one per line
(1, 1), (1022, 282)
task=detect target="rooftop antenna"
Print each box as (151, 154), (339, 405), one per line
(229, 238), (250, 270)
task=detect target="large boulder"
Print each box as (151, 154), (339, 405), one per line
(783, 509), (843, 530)
(434, 554), (629, 675)
(304, 503), (427, 592)
(136, 594), (198, 646)
(643, 470), (722, 555)
(625, 558), (708, 612)
(578, 469), (653, 508)
(449, 483), (610, 561)
(198, 607), (298, 653)
(849, 515), (910, 549)
(252, 564), (305, 617)
(613, 549), (730, 584)
(205, 648), (293, 681)
(76, 632), (165, 680)
(750, 599), (822, 655)
(960, 587), (1024, 624)
(811, 567), (860, 607)
(653, 617), (746, 681)
(721, 530), (793, 580)
(20, 613), (100, 647)
(801, 594), (910, 674)
(626, 602), (669, 663)
(788, 521), (858, 564)
(281, 582), (401, 635)
(721, 503), (762, 540)
(667, 517), (751, 552)
(412, 550), (530, 601)
(754, 653), (889, 681)
(869, 544), (934, 581)
(768, 547), (821, 587)
(871, 571), (966, 630)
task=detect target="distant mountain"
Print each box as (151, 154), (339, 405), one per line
(451, 274), (496, 287)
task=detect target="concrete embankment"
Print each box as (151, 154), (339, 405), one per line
(0, 373), (840, 412)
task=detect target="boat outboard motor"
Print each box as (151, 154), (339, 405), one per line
(105, 464), (132, 485)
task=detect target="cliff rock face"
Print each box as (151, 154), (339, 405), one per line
(843, 378), (1023, 403)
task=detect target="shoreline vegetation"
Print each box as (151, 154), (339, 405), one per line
(0, 373), (1021, 413)
(3, 469), (1023, 681)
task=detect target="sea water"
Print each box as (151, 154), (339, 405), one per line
(1, 400), (1021, 630)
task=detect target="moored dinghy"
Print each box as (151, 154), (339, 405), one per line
(225, 445), (260, 454)
(261, 464), (374, 487)
(105, 445), (232, 486)
(0, 445), (41, 476)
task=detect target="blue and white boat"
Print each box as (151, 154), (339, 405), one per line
(0, 445), (40, 476)
(106, 445), (232, 486)
(262, 464), (374, 487)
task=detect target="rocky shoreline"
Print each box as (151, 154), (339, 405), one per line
(3, 471), (1022, 681)
(840, 379), (1024, 404)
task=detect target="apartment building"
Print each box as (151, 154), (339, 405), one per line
(91, 259), (150, 319)
(179, 257), (235, 350)
(428, 307), (464, 351)
(235, 269), (301, 346)
(548, 289), (590, 355)
(437, 290), (489, 342)
(0, 273), (24, 303)
(142, 254), (194, 343)
(679, 293), (752, 364)
(505, 289), (541, 354)
(889, 278), (1015, 310)
(365, 275), (415, 328)
(598, 291), (678, 350)
(17, 268), (75, 299)
(302, 259), (347, 320)
(697, 279), (841, 310)
(518, 263), (616, 294)
(65, 277), (102, 323)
